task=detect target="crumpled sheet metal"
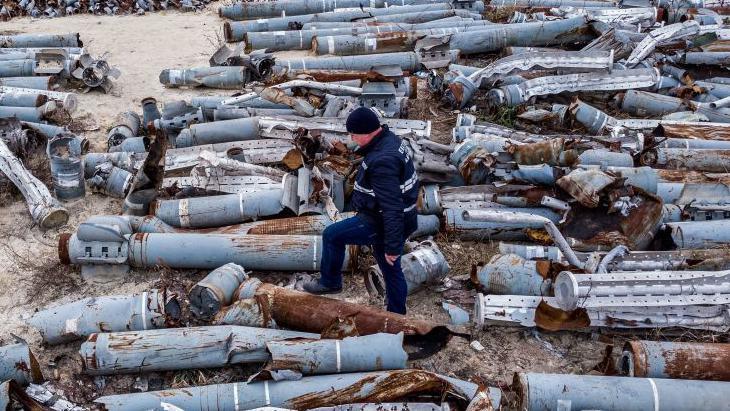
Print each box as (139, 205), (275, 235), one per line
(557, 168), (617, 208)
(94, 370), (501, 411)
(0, 343), (43, 385)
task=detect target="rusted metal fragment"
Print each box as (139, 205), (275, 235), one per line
(557, 168), (617, 208)
(534, 300), (590, 331)
(0, 343), (43, 385)
(508, 138), (577, 166)
(621, 340), (730, 381)
(560, 189), (664, 251)
(216, 283), (459, 358)
(655, 123), (730, 141)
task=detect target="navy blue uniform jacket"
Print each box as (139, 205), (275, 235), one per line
(350, 125), (419, 255)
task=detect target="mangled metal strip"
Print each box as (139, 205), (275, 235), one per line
(586, 6), (658, 26)
(620, 340), (730, 381)
(0, 137), (68, 228)
(152, 191), (286, 228)
(475, 294), (730, 330)
(189, 263), (248, 318)
(165, 140), (294, 171)
(95, 370), (496, 411)
(162, 175), (282, 195)
(267, 333), (407, 375)
(445, 50), (614, 108)
(666, 220), (730, 249)
(488, 68), (659, 107)
(514, 372), (730, 411)
(159, 66), (250, 89)
(218, 0), (480, 20)
(0, 33), (81, 48)
(0, 343), (42, 385)
(60, 232), (352, 272)
(365, 241), (449, 297)
(626, 21), (700, 66)
(474, 254), (551, 296)
(80, 325), (318, 375)
(553, 270), (730, 310)
(0, 76), (54, 90)
(28, 289), (179, 345)
(425, 16), (588, 56)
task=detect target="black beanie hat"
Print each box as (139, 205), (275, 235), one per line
(346, 106), (381, 134)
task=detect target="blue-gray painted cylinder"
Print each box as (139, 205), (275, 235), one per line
(47, 134), (85, 201)
(153, 191), (285, 228)
(190, 263), (249, 318)
(174, 117), (260, 148)
(476, 254), (551, 296)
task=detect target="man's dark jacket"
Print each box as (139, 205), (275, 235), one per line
(350, 125), (419, 255)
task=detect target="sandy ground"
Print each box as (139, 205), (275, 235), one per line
(1, 6), (608, 408)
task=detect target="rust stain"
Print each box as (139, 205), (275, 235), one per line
(247, 215), (326, 235)
(656, 123), (730, 141)
(661, 343), (730, 381)
(534, 300), (590, 331)
(510, 138), (565, 166)
(58, 233), (71, 265)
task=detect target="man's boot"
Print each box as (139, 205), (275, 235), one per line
(302, 278), (342, 295)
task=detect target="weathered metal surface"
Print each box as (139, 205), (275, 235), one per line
(514, 372), (730, 411)
(0, 343), (42, 385)
(87, 162), (133, 198)
(620, 340), (730, 381)
(0, 131), (68, 228)
(474, 253), (550, 296)
(267, 333), (407, 375)
(28, 289), (179, 344)
(365, 241), (450, 297)
(0, 33), (81, 48)
(554, 270), (730, 310)
(80, 325), (318, 374)
(174, 117), (260, 148)
(0, 76), (54, 90)
(47, 133), (85, 201)
(95, 370), (498, 411)
(666, 220), (730, 249)
(159, 66), (250, 89)
(443, 208), (561, 241)
(216, 282), (454, 340)
(189, 263), (248, 319)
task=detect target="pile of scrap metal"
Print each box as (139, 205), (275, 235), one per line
(0, 33), (117, 229)
(0, 0), (212, 20)
(1, 33), (119, 93)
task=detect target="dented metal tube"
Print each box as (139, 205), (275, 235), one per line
(174, 117), (259, 148)
(189, 263), (248, 319)
(620, 340), (730, 381)
(0, 33), (81, 48)
(267, 333), (407, 375)
(80, 325), (318, 375)
(159, 66), (249, 89)
(27, 289), (178, 345)
(475, 254), (551, 296)
(153, 191), (285, 228)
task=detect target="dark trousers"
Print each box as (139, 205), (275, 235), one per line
(319, 215), (408, 314)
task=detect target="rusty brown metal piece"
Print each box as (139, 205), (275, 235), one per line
(534, 300), (590, 331)
(286, 369), (463, 410)
(624, 341), (730, 381)
(251, 283), (451, 337)
(245, 215), (330, 235)
(58, 232), (71, 265)
(560, 189), (664, 251)
(655, 123), (730, 141)
(509, 138), (578, 166)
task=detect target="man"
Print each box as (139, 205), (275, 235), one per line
(303, 107), (419, 314)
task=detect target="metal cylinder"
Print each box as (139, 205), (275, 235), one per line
(0, 59), (35, 77)
(620, 340), (730, 381)
(174, 117), (260, 148)
(107, 111), (141, 148)
(0, 33), (81, 48)
(0, 76), (54, 90)
(514, 372), (730, 411)
(443, 208), (561, 240)
(0, 91), (46, 107)
(47, 134), (85, 201)
(141, 96), (161, 129)
(95, 370), (484, 411)
(219, 0), (460, 20)
(499, 243), (563, 262)
(87, 162), (134, 198)
(28, 289), (179, 345)
(577, 149), (634, 167)
(159, 66), (249, 89)
(276, 52), (421, 72)
(0, 86), (77, 112)
(0, 343), (42, 385)
(80, 325), (318, 375)
(84, 152), (138, 177)
(108, 136), (147, 153)
(475, 254), (551, 296)
(153, 191), (284, 228)
(267, 332), (407, 375)
(365, 241), (450, 297)
(189, 263), (248, 318)
(553, 270), (730, 311)
(0, 137), (68, 228)
(666, 220), (730, 249)
(641, 148), (730, 172)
